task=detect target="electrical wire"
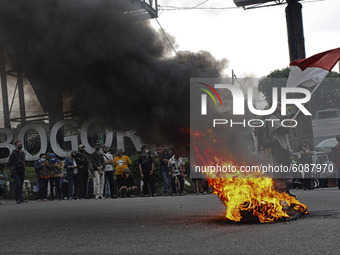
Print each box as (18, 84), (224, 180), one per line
(155, 18), (183, 63)
(192, 0), (210, 9)
(158, 0), (325, 11)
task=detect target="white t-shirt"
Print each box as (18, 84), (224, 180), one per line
(168, 156), (185, 176)
(103, 153), (114, 171)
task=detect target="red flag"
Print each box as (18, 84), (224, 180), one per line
(286, 47), (340, 88)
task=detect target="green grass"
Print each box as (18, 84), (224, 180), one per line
(24, 167), (37, 181)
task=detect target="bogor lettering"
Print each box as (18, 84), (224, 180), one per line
(0, 119), (143, 163)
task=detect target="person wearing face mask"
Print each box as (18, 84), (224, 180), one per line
(74, 144), (89, 200)
(64, 150), (79, 200)
(168, 150), (185, 196)
(48, 153), (63, 201)
(91, 143), (105, 199)
(8, 140), (27, 204)
(113, 149), (131, 192)
(102, 145), (118, 199)
(138, 145), (156, 197)
(34, 153), (50, 202)
(159, 147), (172, 196)
(119, 169), (137, 198)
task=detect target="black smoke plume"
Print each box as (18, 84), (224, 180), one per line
(0, 0), (227, 150)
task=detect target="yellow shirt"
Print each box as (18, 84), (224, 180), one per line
(113, 155), (131, 175)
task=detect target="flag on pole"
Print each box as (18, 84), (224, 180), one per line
(286, 47), (340, 88)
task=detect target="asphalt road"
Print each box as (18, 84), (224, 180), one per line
(1, 188), (340, 254)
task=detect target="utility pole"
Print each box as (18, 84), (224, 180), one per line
(285, 0), (305, 61)
(285, 0), (314, 148)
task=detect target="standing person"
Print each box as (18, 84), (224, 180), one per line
(113, 149), (131, 191)
(138, 145), (156, 197)
(74, 145), (89, 200)
(48, 153), (62, 200)
(159, 147), (171, 196)
(34, 153), (50, 202)
(168, 151), (185, 196)
(119, 169), (137, 198)
(102, 146), (118, 199)
(91, 143), (105, 199)
(335, 135), (340, 189)
(64, 151), (78, 200)
(269, 101), (294, 196)
(300, 135), (314, 190)
(0, 167), (8, 204)
(8, 140), (27, 204)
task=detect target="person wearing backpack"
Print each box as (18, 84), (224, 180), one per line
(335, 135), (340, 189)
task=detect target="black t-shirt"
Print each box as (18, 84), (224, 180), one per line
(119, 175), (134, 188)
(138, 155), (154, 174)
(159, 152), (171, 172)
(91, 152), (105, 171)
(8, 150), (26, 173)
(75, 153), (89, 173)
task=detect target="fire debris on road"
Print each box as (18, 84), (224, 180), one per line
(1, 188), (340, 254)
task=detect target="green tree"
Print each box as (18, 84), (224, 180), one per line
(258, 68), (340, 115)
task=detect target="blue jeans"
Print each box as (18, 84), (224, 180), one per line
(161, 171), (171, 194)
(12, 171), (25, 202)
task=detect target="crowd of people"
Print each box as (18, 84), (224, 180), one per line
(2, 141), (208, 204)
(262, 100), (340, 193)
(6, 103), (339, 205)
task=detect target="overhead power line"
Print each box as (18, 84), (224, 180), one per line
(155, 18), (183, 63)
(158, 0), (325, 11)
(158, 5), (238, 10)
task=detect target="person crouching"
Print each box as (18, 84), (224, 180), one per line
(119, 169), (137, 198)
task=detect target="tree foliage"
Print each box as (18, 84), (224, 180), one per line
(258, 68), (340, 115)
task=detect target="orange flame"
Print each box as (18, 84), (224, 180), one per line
(192, 129), (308, 223)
